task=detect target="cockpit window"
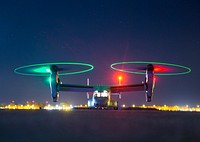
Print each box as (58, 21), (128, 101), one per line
(94, 90), (108, 97)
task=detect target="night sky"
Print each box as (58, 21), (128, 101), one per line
(1, 0), (200, 106)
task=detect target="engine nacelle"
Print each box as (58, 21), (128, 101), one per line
(50, 65), (60, 102)
(145, 64), (155, 102)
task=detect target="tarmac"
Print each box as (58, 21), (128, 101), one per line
(1, 109), (200, 142)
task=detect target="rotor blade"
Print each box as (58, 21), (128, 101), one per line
(50, 65), (59, 72)
(50, 65), (69, 72)
(135, 67), (147, 70)
(57, 67), (69, 71)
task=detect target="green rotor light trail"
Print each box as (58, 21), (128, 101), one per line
(110, 61), (191, 76)
(14, 62), (94, 76)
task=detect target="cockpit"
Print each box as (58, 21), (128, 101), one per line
(93, 90), (109, 98)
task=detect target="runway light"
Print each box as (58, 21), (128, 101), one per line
(122, 104), (125, 108)
(132, 104), (135, 107)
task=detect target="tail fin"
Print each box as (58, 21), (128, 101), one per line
(145, 64), (155, 102)
(86, 78), (90, 99)
(49, 65), (60, 102)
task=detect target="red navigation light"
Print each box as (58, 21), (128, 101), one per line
(118, 75), (123, 85)
(113, 72), (126, 85)
(118, 76), (122, 81)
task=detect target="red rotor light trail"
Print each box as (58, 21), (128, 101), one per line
(154, 65), (172, 73)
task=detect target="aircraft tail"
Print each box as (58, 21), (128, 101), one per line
(86, 78), (90, 99)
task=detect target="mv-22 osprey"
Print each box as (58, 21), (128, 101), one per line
(15, 61), (190, 109)
(49, 64), (155, 109)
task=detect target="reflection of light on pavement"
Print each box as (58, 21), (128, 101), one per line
(2, 103), (200, 112)
(44, 104), (72, 111)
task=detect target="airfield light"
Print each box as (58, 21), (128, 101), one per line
(122, 104), (125, 108)
(132, 104), (135, 108)
(197, 105), (199, 108)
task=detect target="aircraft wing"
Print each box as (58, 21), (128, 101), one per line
(60, 83), (145, 93)
(109, 84), (145, 93)
(59, 84), (95, 92)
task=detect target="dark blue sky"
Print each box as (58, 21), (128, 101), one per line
(0, 0), (200, 106)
